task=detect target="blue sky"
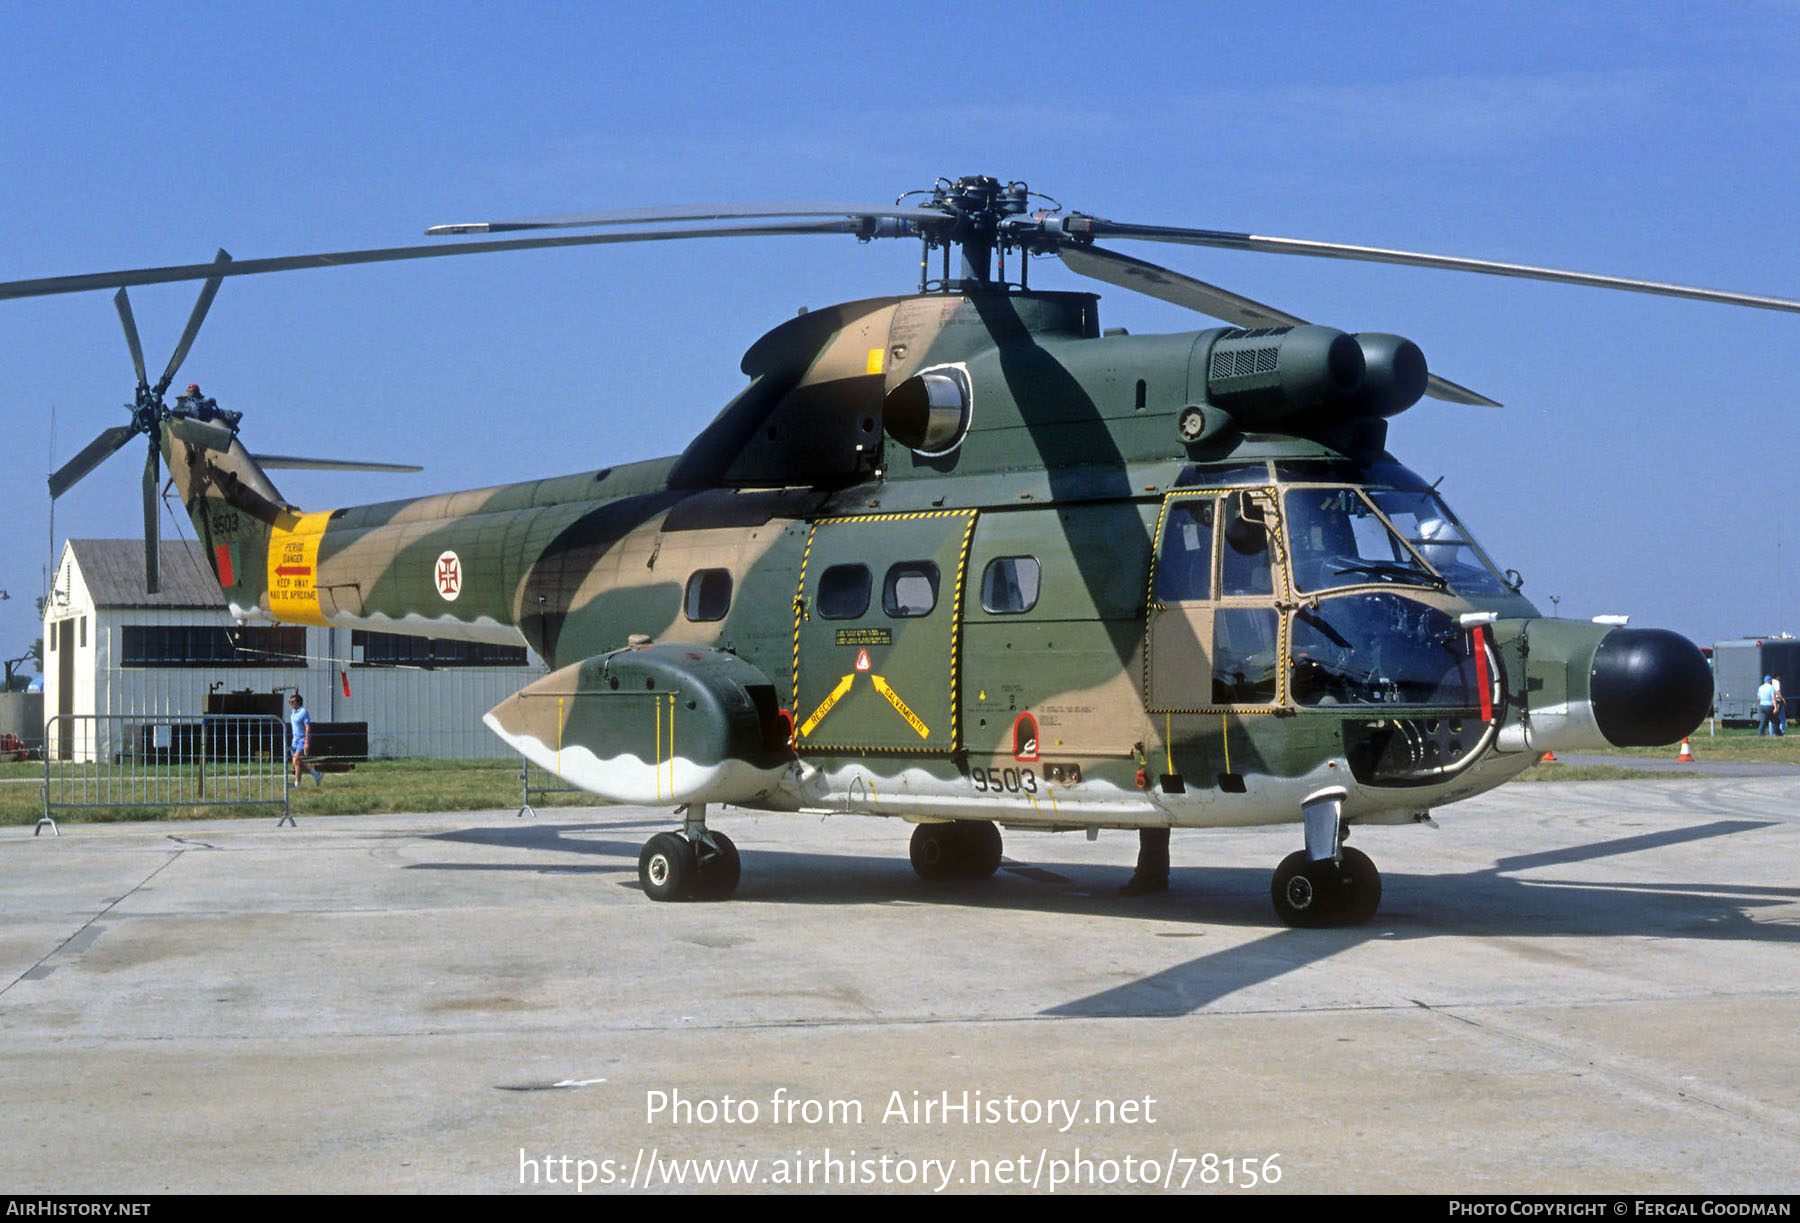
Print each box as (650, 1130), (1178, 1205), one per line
(5, 1), (1800, 667)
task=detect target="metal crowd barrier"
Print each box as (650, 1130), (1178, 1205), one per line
(40, 714), (291, 835)
(518, 759), (589, 818)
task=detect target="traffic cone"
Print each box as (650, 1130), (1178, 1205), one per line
(1677, 738), (1694, 763)
(1540, 750), (1558, 763)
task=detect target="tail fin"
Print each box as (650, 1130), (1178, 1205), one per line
(162, 424), (292, 619)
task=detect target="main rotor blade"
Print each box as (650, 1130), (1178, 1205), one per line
(1061, 244), (1499, 407)
(427, 201), (949, 235)
(1060, 243), (1310, 328)
(47, 424), (140, 499)
(1075, 219), (1800, 315)
(251, 453), (422, 472)
(114, 288), (148, 388)
(142, 441), (161, 595)
(0, 219), (874, 301)
(155, 250), (230, 394)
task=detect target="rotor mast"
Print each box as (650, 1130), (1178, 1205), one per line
(919, 175), (1039, 293)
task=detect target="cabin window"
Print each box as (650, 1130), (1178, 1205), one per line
(882, 561), (940, 618)
(683, 568), (733, 622)
(980, 556), (1041, 614)
(1155, 500), (1214, 603)
(817, 564), (871, 619)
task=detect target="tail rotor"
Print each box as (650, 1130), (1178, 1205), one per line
(46, 251), (232, 593)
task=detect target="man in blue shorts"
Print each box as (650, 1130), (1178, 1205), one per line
(289, 693), (323, 786)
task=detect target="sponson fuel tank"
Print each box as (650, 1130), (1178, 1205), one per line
(484, 643), (795, 805)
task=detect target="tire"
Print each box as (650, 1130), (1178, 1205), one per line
(692, 831), (741, 901)
(1271, 850), (1338, 927)
(956, 820), (1003, 878)
(639, 832), (697, 901)
(1334, 846), (1382, 926)
(909, 823), (960, 881)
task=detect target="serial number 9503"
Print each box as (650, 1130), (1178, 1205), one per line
(969, 766), (1037, 794)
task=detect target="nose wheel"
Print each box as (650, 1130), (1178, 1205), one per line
(1271, 786), (1382, 926)
(1271, 846), (1381, 927)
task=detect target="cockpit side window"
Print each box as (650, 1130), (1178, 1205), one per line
(1154, 500), (1214, 603)
(1219, 492), (1274, 597)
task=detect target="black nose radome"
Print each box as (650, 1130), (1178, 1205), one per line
(1590, 628), (1714, 747)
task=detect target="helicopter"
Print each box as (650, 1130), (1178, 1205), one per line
(9, 173), (1791, 926)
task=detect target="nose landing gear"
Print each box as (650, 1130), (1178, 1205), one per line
(1271, 787), (1382, 927)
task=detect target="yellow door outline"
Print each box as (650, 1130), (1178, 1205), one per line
(791, 509), (976, 753)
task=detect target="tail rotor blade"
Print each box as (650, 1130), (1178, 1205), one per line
(114, 288), (149, 390)
(167, 415), (238, 452)
(155, 249), (230, 395)
(48, 423), (140, 499)
(142, 440), (161, 595)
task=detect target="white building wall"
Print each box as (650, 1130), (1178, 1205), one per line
(42, 550), (95, 759)
(46, 547), (545, 762)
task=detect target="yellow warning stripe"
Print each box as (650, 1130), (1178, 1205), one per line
(812, 510), (976, 526)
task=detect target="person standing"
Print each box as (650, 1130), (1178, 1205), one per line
(1775, 676), (1787, 736)
(1120, 827), (1170, 896)
(289, 693), (323, 786)
(1757, 675), (1777, 736)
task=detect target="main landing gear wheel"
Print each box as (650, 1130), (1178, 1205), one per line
(909, 820), (1003, 881)
(638, 830), (741, 901)
(1271, 847), (1382, 927)
(639, 832), (698, 901)
(692, 831), (741, 901)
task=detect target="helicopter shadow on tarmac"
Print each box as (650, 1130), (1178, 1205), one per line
(1046, 817), (1799, 1018)
(416, 813), (1798, 1019)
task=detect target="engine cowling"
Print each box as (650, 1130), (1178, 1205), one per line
(484, 643), (794, 806)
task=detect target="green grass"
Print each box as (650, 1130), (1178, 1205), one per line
(1603, 725), (1800, 764)
(1514, 763), (1678, 782)
(1, 758), (593, 827)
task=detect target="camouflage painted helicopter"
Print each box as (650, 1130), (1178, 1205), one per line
(11, 174), (1794, 926)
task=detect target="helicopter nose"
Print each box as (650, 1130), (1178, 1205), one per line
(1589, 628), (1714, 747)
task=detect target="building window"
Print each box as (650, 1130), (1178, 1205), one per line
(351, 630), (528, 668)
(79, 618), (87, 648)
(122, 625), (307, 668)
(683, 569), (733, 622)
